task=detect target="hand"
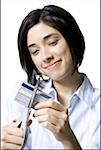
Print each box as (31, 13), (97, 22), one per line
(35, 100), (81, 150)
(1, 123), (24, 149)
(34, 100), (81, 149)
(34, 100), (69, 141)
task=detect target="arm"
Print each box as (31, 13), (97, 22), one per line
(34, 100), (81, 149)
(60, 126), (81, 149)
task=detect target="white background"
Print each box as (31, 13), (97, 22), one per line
(1, 0), (100, 125)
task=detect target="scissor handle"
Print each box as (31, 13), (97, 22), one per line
(15, 107), (30, 148)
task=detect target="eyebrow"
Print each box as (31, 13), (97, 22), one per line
(27, 33), (59, 48)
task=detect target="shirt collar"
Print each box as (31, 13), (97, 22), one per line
(68, 74), (94, 108)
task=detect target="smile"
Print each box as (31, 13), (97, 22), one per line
(46, 60), (62, 69)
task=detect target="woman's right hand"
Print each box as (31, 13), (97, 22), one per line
(1, 123), (24, 149)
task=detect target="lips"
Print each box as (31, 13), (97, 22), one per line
(45, 60), (62, 69)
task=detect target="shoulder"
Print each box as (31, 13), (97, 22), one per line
(85, 77), (100, 121)
(92, 88), (100, 115)
(77, 74), (100, 109)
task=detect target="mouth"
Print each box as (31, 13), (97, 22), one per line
(45, 59), (62, 69)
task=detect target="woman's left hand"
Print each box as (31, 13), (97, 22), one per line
(34, 100), (70, 142)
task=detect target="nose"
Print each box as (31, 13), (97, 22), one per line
(42, 48), (54, 63)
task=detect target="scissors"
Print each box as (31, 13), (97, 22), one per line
(14, 77), (56, 148)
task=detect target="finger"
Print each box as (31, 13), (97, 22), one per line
(40, 121), (61, 133)
(36, 114), (58, 125)
(36, 114), (65, 127)
(5, 134), (24, 145)
(34, 100), (66, 111)
(2, 123), (17, 129)
(9, 122), (20, 127)
(35, 108), (67, 120)
(7, 127), (24, 137)
(1, 142), (21, 149)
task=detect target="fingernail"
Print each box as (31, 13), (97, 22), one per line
(33, 113), (35, 117)
(27, 119), (32, 126)
(34, 104), (39, 109)
(13, 120), (17, 122)
(33, 102), (39, 108)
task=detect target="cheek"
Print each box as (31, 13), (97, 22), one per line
(65, 53), (74, 71)
(57, 48), (70, 59)
(56, 41), (69, 56)
(59, 43), (73, 66)
(31, 55), (41, 69)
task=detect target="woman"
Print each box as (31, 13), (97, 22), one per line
(1, 5), (100, 149)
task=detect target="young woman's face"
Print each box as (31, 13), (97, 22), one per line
(27, 22), (75, 81)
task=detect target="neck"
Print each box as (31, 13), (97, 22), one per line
(53, 71), (83, 106)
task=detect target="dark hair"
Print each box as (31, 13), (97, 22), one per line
(18, 5), (85, 84)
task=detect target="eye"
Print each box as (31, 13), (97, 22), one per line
(31, 49), (39, 55)
(48, 40), (58, 46)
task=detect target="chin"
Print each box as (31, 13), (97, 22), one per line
(48, 73), (66, 81)
(44, 67), (70, 81)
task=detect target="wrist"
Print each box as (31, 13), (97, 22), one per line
(61, 129), (81, 149)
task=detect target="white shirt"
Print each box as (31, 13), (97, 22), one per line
(7, 74), (100, 149)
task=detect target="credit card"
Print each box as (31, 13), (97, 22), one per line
(15, 82), (53, 108)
